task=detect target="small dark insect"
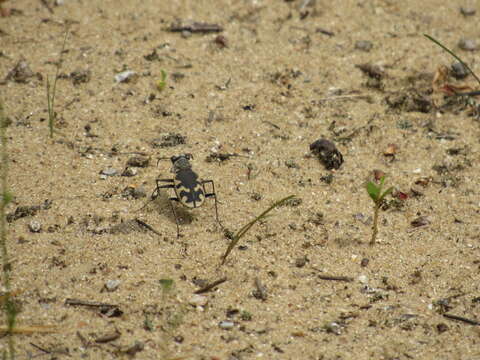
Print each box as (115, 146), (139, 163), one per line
(153, 154), (221, 237)
(310, 138), (344, 170)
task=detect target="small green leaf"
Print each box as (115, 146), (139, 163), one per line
(157, 69), (167, 91)
(378, 186), (394, 202)
(159, 279), (174, 291)
(366, 182), (380, 201)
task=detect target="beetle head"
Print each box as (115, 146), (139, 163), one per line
(171, 153), (193, 171)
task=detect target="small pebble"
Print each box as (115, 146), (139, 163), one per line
(358, 275), (369, 284)
(451, 61), (469, 79)
(105, 279), (121, 292)
(189, 294), (208, 307)
(355, 40), (373, 52)
(100, 168), (118, 177)
(460, 6), (476, 16)
(325, 321), (342, 335)
(326, 87), (342, 96)
(114, 70), (137, 83)
(360, 258), (369, 267)
(181, 30), (192, 38)
(121, 167), (138, 177)
(295, 256), (308, 268)
(458, 38), (479, 51)
(218, 320), (235, 330)
(28, 220), (42, 233)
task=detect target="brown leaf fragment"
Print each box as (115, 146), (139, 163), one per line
(432, 65), (449, 91)
(384, 143), (398, 157)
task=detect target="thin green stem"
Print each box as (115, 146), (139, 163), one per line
(370, 203), (379, 245)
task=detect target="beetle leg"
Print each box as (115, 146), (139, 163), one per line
(156, 179), (182, 238)
(167, 197), (181, 238)
(137, 181), (171, 211)
(202, 179), (222, 227)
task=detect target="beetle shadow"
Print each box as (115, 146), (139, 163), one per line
(150, 189), (194, 225)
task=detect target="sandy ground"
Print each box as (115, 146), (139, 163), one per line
(1, 0), (480, 359)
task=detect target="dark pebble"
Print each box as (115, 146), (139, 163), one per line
(451, 61), (469, 79)
(436, 323), (449, 333)
(173, 335), (184, 343)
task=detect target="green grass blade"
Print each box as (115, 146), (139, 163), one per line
(424, 34), (480, 86)
(221, 195), (296, 265)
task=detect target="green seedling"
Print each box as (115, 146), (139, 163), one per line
(424, 34), (480, 87)
(221, 194), (296, 264)
(46, 27), (69, 139)
(156, 69), (167, 91)
(366, 176), (393, 245)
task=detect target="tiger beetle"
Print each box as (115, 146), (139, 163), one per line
(154, 153), (221, 237)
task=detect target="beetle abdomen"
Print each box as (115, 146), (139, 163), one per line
(174, 170), (205, 208)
